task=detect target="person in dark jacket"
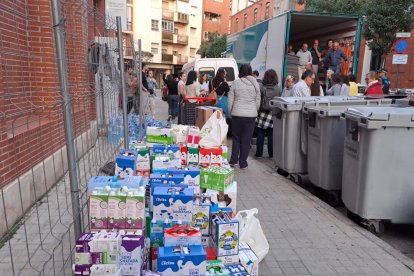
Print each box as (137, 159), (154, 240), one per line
(165, 74), (179, 121)
(324, 42), (347, 74)
(209, 68), (230, 116)
(255, 69), (280, 158)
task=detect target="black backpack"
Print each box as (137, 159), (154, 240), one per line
(260, 84), (280, 112)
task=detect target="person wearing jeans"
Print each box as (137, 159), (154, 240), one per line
(228, 64), (261, 169)
(165, 74), (179, 120)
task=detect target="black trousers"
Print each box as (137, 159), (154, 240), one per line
(230, 116), (256, 168)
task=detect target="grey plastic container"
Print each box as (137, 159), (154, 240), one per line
(341, 106), (414, 223)
(270, 96), (362, 174)
(304, 99), (392, 191)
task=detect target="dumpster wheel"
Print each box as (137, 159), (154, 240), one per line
(363, 220), (385, 236)
(326, 191), (341, 207)
(288, 174), (302, 185)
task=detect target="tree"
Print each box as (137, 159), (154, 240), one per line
(197, 32), (227, 58)
(305, 0), (413, 64)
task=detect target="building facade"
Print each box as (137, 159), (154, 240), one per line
(230, 0), (304, 34)
(202, 0), (231, 41)
(133, 0), (202, 81)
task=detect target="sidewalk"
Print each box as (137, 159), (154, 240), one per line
(153, 95), (414, 275)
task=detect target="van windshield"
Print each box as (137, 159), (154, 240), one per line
(199, 67), (215, 81)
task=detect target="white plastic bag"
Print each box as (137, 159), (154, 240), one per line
(199, 110), (228, 148)
(235, 208), (269, 262)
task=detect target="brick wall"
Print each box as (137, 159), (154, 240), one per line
(202, 0), (231, 39)
(0, 0), (101, 187)
(230, 0), (275, 34)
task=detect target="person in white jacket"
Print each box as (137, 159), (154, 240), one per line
(228, 64), (261, 169)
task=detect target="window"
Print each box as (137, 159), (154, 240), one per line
(243, 14), (247, 29)
(151, 43), (159, 54)
(126, 6), (132, 31)
(254, 8), (258, 24)
(162, 20), (174, 32)
(162, 48), (167, 54)
(204, 12), (221, 22)
(173, 51), (178, 56)
(199, 67), (215, 80)
(151, 20), (159, 31)
(190, 48), (196, 58)
(235, 18), (238, 32)
(219, 67), (235, 82)
(174, 28), (179, 34)
(265, 2), (270, 20)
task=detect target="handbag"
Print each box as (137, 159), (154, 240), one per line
(208, 81), (223, 104)
(162, 85), (168, 101)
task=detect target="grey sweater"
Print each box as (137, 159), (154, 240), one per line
(228, 76), (261, 118)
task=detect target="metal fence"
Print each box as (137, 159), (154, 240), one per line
(0, 0), (129, 275)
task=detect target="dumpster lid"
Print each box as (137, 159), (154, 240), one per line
(345, 106), (414, 128)
(270, 96), (364, 110)
(306, 99), (393, 117)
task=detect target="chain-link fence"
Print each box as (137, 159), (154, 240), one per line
(0, 0), (129, 275)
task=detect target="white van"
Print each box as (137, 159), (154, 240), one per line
(182, 58), (239, 86)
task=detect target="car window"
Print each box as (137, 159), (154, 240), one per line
(199, 67), (215, 81)
(219, 67), (235, 82)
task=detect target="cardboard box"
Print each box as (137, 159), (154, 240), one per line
(150, 173), (184, 185)
(191, 196), (211, 236)
(158, 245), (207, 276)
(206, 181), (237, 213)
(206, 260), (230, 276)
(152, 186), (194, 222)
(196, 106), (223, 130)
(164, 224), (202, 246)
(115, 151), (136, 177)
(224, 264), (249, 275)
(146, 127), (172, 144)
(152, 157), (181, 171)
(200, 166), (234, 191)
(119, 234), (145, 276)
(238, 245), (259, 276)
(210, 209), (239, 257)
(218, 255), (240, 265)
(167, 166), (200, 194)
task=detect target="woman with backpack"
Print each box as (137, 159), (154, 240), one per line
(255, 69), (281, 158)
(209, 68), (230, 116)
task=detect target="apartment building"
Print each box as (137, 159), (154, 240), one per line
(202, 0), (231, 40)
(230, 0), (304, 34)
(133, 0), (202, 81)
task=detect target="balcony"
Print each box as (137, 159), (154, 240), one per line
(162, 53), (173, 63)
(174, 12), (189, 24)
(162, 10), (174, 20)
(177, 34), (188, 46)
(162, 32), (174, 43)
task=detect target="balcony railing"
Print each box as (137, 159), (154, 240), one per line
(177, 34), (188, 45)
(162, 10), (174, 20)
(162, 32), (174, 43)
(175, 12), (189, 24)
(162, 53), (173, 63)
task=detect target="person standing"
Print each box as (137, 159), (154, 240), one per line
(199, 73), (209, 96)
(184, 70), (201, 98)
(378, 68), (390, 94)
(253, 70), (262, 83)
(178, 72), (187, 98)
(125, 67), (138, 114)
(135, 63), (149, 115)
(165, 74), (179, 121)
(321, 39), (333, 72)
(309, 39), (322, 74)
(281, 75), (295, 97)
(292, 70), (315, 97)
(146, 70), (158, 117)
(310, 75), (324, 96)
(228, 64), (260, 169)
(255, 69), (280, 158)
(365, 71), (383, 95)
(325, 42), (347, 74)
(209, 68), (230, 117)
(296, 43), (312, 80)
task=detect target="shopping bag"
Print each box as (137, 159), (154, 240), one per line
(199, 110), (228, 148)
(235, 208), (269, 262)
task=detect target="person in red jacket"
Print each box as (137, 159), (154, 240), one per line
(365, 71), (383, 95)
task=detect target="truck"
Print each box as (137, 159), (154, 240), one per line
(226, 11), (363, 84)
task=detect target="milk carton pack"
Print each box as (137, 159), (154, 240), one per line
(207, 181), (237, 212)
(180, 145), (188, 165)
(149, 173), (184, 185)
(187, 126), (200, 148)
(218, 254), (239, 265)
(171, 124), (190, 144)
(150, 183), (188, 212)
(205, 260), (231, 276)
(88, 176), (144, 193)
(108, 189), (127, 229)
(210, 147), (223, 166)
(158, 245), (206, 276)
(224, 264), (249, 275)
(192, 195), (211, 236)
(166, 144), (181, 160)
(146, 127), (172, 144)
(125, 187), (145, 229)
(164, 224), (202, 247)
(90, 188), (109, 229)
(152, 187), (194, 222)
(200, 166), (234, 191)
(90, 264), (121, 276)
(221, 145), (228, 160)
(152, 156), (181, 171)
(136, 147), (150, 171)
(167, 166), (200, 193)
(88, 231), (122, 253)
(115, 151), (137, 177)
(199, 148), (211, 167)
(129, 140), (147, 151)
(119, 234), (145, 276)
(74, 264), (92, 276)
(211, 209), (239, 257)
(187, 148), (199, 165)
(238, 242), (259, 276)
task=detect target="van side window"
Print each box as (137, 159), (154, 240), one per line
(199, 67), (215, 81)
(219, 67), (235, 82)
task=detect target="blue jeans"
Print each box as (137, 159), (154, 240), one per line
(255, 127), (273, 157)
(167, 94), (179, 119)
(329, 65), (341, 74)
